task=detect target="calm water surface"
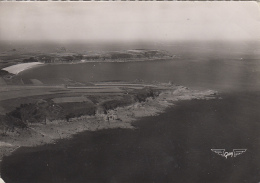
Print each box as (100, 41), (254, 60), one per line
(18, 59), (260, 91)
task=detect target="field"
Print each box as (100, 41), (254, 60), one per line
(52, 96), (92, 103)
(0, 81), (157, 120)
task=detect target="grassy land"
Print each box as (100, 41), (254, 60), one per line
(0, 81), (218, 167)
(0, 84), (160, 135)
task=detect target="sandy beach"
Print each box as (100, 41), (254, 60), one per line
(2, 62), (43, 75)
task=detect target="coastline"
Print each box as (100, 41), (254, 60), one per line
(0, 85), (218, 169)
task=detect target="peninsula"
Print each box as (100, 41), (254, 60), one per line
(0, 81), (218, 163)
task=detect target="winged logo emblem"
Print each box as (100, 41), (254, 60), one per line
(211, 149), (247, 159)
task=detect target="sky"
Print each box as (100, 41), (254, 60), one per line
(0, 2), (260, 43)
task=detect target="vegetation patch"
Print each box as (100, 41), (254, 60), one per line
(100, 97), (134, 112)
(131, 87), (160, 102)
(60, 102), (96, 121)
(52, 96), (91, 103)
(1, 100), (97, 127)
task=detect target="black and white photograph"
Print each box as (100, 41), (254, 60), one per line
(0, 2), (260, 183)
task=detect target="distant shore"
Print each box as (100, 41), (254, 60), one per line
(42, 57), (173, 66)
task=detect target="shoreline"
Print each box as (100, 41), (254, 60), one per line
(0, 85), (218, 171)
